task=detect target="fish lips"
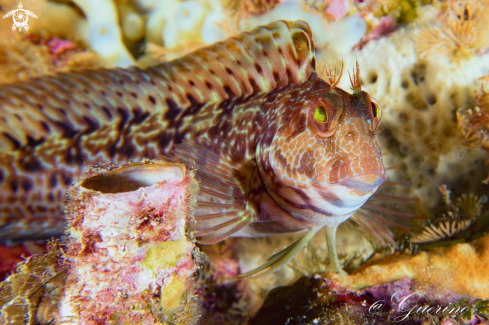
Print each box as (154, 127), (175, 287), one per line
(337, 173), (386, 195)
(312, 166), (386, 194)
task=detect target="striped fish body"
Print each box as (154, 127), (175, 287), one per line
(0, 20), (311, 239)
(0, 20), (385, 277)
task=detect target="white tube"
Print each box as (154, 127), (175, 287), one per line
(56, 160), (203, 324)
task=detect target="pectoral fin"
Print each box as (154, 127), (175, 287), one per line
(233, 227), (321, 279)
(173, 138), (256, 244)
(324, 226), (347, 281)
(352, 195), (425, 248)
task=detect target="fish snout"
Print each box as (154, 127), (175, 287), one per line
(339, 174), (386, 195)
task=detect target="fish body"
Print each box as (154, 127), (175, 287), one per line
(0, 20), (386, 276)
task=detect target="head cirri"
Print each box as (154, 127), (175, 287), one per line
(257, 62), (385, 229)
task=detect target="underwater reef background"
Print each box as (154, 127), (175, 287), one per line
(1, 0), (489, 324)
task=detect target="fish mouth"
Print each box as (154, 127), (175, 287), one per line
(338, 173), (386, 195)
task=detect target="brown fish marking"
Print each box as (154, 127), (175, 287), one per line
(0, 20), (412, 278)
(0, 20), (313, 240)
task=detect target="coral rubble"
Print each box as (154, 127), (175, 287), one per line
(408, 187), (489, 248)
(0, 160), (204, 324)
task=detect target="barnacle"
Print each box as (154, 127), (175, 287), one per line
(409, 190), (486, 245)
(457, 80), (489, 183)
(415, 0), (489, 61)
(409, 215), (472, 244)
(456, 193), (484, 219)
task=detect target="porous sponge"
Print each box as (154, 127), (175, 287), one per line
(356, 6), (489, 211)
(457, 82), (489, 183)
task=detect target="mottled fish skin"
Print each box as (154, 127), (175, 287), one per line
(0, 19), (385, 254)
(0, 20), (315, 239)
(241, 77), (385, 237)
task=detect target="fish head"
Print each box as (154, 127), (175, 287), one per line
(257, 73), (386, 227)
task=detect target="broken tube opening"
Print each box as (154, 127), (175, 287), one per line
(81, 164), (184, 194)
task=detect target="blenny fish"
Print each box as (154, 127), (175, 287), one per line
(1, 20), (392, 277)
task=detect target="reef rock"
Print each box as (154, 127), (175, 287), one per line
(252, 232), (489, 324)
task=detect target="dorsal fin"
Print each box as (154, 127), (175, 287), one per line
(0, 20), (315, 150)
(152, 19), (316, 104)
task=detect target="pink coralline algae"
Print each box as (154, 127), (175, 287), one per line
(0, 160), (205, 324)
(58, 160), (204, 324)
(325, 0), (349, 21)
(46, 37), (77, 55)
(367, 16), (397, 40)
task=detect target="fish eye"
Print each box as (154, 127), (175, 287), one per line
(370, 97), (382, 127)
(310, 101), (336, 137)
(314, 104), (328, 123)
(371, 102), (379, 118)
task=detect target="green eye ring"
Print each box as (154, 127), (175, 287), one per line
(313, 105), (328, 123)
(310, 101), (336, 137)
